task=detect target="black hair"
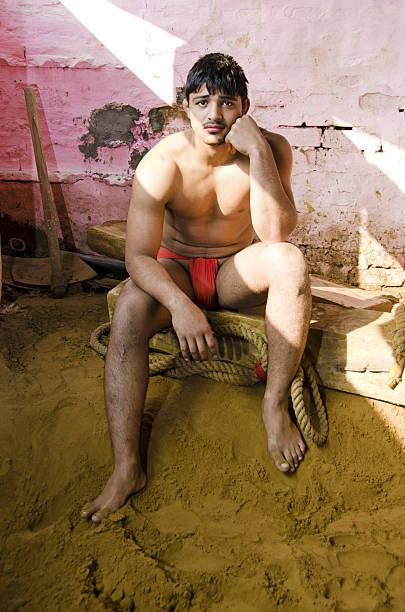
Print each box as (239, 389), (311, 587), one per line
(184, 53), (248, 101)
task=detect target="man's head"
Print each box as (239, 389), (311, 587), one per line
(184, 53), (249, 103)
(183, 53), (250, 146)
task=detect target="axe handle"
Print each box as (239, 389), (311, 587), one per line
(24, 86), (66, 297)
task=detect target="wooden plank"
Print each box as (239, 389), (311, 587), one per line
(87, 221), (126, 261)
(149, 306), (405, 406)
(307, 304), (404, 406)
(310, 275), (392, 312)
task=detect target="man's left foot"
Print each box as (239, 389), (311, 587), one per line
(262, 398), (306, 472)
(81, 468), (147, 523)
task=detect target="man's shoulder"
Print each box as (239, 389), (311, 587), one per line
(134, 130), (193, 192)
(135, 130), (192, 181)
(145, 130), (192, 161)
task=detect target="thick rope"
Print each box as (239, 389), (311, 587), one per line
(388, 301), (405, 389)
(89, 319), (328, 446)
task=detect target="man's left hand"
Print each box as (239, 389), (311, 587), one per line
(225, 115), (267, 156)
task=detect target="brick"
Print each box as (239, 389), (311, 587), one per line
(275, 127), (321, 147)
(322, 128), (358, 151)
(315, 149), (375, 174)
(382, 287), (405, 299)
(358, 268), (405, 289)
(292, 148), (317, 174)
(344, 129), (383, 153)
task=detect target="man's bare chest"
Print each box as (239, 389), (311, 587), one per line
(169, 161), (251, 219)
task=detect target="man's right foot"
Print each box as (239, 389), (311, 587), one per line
(263, 398), (306, 473)
(81, 468), (147, 523)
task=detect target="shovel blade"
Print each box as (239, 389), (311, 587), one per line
(11, 252), (96, 286)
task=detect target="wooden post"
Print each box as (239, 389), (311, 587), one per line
(24, 87), (67, 297)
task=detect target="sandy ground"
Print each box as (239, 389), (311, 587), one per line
(1, 289), (405, 611)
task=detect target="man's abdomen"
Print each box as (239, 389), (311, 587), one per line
(162, 217), (255, 259)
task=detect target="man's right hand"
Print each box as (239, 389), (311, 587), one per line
(171, 301), (218, 362)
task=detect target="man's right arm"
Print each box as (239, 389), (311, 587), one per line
(125, 145), (185, 312)
(125, 143), (217, 362)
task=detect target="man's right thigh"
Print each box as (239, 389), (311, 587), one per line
(114, 259), (195, 338)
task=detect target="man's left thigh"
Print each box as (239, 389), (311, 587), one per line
(215, 242), (271, 310)
(215, 241), (307, 310)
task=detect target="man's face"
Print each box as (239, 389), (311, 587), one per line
(183, 83), (249, 146)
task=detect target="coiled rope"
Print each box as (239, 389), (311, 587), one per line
(388, 301), (405, 389)
(90, 318), (328, 446)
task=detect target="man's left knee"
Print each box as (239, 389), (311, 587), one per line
(262, 242), (309, 286)
(258, 242), (310, 295)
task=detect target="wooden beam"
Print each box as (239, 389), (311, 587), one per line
(310, 275), (393, 312)
(24, 87), (67, 297)
(87, 221), (126, 261)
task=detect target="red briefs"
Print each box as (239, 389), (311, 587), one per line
(157, 246), (218, 308)
(157, 246), (267, 382)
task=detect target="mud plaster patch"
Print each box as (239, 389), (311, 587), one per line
(79, 103), (142, 160)
(148, 104), (189, 133)
(129, 148), (148, 170)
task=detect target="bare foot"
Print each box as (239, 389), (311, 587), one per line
(81, 468), (147, 523)
(262, 398), (306, 473)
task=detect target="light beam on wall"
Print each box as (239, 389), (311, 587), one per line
(334, 118), (405, 271)
(60, 0), (185, 104)
(334, 119), (405, 194)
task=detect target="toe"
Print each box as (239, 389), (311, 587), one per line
(91, 507), (111, 523)
(272, 450), (290, 472)
(296, 444), (304, 462)
(284, 450), (296, 472)
(81, 502), (97, 518)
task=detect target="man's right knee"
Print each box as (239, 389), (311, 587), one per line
(112, 281), (168, 341)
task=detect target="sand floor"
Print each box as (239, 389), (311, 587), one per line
(1, 290), (405, 611)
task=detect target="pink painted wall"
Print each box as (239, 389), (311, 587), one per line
(1, 0), (404, 295)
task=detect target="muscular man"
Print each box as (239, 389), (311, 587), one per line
(82, 53), (311, 523)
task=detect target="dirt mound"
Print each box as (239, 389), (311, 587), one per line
(1, 292), (405, 610)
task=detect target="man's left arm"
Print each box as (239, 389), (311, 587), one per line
(226, 116), (297, 244)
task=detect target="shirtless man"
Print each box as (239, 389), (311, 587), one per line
(82, 53), (311, 523)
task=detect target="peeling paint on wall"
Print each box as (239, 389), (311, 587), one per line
(79, 103), (142, 160)
(78, 102), (188, 171)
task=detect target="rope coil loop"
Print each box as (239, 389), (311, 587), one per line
(290, 354), (328, 446)
(89, 317), (328, 446)
(388, 301), (405, 390)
